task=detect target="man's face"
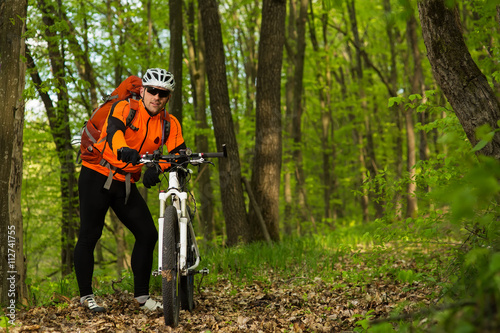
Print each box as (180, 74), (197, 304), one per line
(141, 86), (171, 116)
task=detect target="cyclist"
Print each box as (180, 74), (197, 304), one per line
(74, 68), (186, 312)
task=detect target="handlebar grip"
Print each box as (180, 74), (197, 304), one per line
(202, 144), (227, 158)
(201, 152), (225, 158)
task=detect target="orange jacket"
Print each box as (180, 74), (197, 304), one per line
(82, 99), (184, 182)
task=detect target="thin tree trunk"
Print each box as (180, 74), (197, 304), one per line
(405, 13), (423, 218)
(406, 6), (430, 165)
(332, 67), (349, 220)
(381, 0), (404, 219)
(347, 0), (370, 222)
(37, 0), (79, 276)
(239, 1), (259, 119)
(290, 0), (317, 230)
(146, 0), (152, 64)
(283, 0), (297, 235)
(198, 0), (250, 245)
(169, 0), (183, 124)
(185, 0), (215, 243)
(309, 1), (336, 224)
(0, 0), (29, 307)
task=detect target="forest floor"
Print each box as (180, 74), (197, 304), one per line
(3, 243), (451, 333)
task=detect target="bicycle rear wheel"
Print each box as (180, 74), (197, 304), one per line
(180, 224), (195, 311)
(162, 205), (180, 327)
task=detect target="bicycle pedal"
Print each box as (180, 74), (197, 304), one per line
(198, 268), (209, 275)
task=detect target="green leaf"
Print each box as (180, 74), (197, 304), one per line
(472, 139), (489, 152)
(388, 96), (404, 107)
(409, 94), (422, 101)
(425, 89), (436, 97)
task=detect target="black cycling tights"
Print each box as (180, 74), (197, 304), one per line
(74, 166), (158, 297)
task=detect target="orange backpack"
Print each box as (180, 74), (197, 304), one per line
(80, 76), (142, 164)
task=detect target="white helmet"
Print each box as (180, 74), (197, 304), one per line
(142, 68), (175, 91)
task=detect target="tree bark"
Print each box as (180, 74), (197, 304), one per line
(249, 0), (286, 242)
(418, 0), (500, 159)
(198, 0), (250, 245)
(0, 0), (29, 307)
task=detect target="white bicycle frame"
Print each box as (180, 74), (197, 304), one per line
(157, 170), (201, 276)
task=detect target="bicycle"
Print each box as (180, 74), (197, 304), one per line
(139, 145), (227, 327)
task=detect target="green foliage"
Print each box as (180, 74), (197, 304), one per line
(354, 310), (375, 331)
(22, 121), (63, 278)
(0, 315), (19, 330)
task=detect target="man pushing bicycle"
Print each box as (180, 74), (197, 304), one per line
(74, 68), (186, 312)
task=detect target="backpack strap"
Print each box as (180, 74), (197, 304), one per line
(164, 120), (171, 143)
(161, 111), (171, 145)
(99, 159), (133, 205)
(126, 99), (140, 131)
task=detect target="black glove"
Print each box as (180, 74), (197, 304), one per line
(117, 147), (140, 165)
(143, 167), (161, 188)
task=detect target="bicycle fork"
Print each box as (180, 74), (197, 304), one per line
(157, 189), (204, 276)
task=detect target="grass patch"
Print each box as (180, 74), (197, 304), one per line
(200, 222), (451, 292)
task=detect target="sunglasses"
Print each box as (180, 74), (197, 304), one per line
(146, 87), (171, 98)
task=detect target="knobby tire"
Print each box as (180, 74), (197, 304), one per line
(180, 224), (195, 311)
(162, 205), (180, 327)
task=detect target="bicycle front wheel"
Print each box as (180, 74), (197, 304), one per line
(162, 205), (180, 327)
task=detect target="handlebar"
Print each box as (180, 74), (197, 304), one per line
(139, 144), (227, 166)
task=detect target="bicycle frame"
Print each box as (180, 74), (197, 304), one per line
(157, 171), (201, 276)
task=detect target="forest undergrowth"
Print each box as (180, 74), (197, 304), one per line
(2, 221), (484, 333)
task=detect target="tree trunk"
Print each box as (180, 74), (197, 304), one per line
(283, 0), (297, 234)
(309, 2), (336, 224)
(185, 0), (215, 243)
(404, 11), (430, 165)
(249, 0), (286, 242)
(0, 0), (29, 308)
(418, 0), (500, 159)
(292, 0), (316, 229)
(382, 0), (404, 219)
(346, 0), (370, 222)
(169, 0), (183, 125)
(198, 0), (250, 245)
(405, 13), (423, 218)
(29, 0), (79, 276)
